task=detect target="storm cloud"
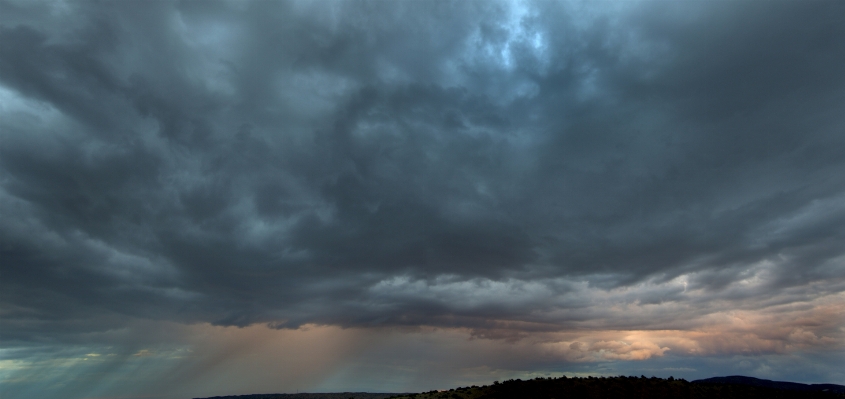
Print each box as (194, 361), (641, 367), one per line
(1, 0), (844, 397)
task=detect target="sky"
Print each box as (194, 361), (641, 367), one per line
(1, 0), (844, 398)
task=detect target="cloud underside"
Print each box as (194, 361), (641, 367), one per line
(1, 0), (844, 374)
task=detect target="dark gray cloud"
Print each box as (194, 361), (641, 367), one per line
(1, 0), (844, 395)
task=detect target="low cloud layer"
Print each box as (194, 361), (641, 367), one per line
(1, 0), (844, 397)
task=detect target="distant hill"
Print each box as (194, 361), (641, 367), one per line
(194, 376), (845, 399)
(692, 376), (845, 394)
(384, 375), (845, 399)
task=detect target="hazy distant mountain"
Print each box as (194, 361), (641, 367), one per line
(693, 376), (845, 394)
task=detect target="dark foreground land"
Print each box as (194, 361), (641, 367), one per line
(196, 376), (845, 399)
(388, 376), (845, 399)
